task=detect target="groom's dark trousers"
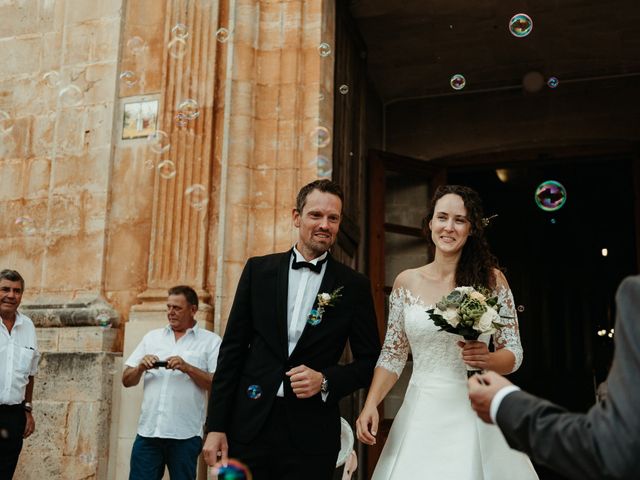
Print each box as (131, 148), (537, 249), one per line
(206, 251), (381, 479)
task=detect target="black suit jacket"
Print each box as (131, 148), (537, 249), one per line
(206, 251), (380, 453)
(497, 275), (640, 480)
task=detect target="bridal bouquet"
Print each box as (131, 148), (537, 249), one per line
(426, 286), (508, 340)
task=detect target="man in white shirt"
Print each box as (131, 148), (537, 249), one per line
(0, 269), (39, 480)
(123, 285), (222, 480)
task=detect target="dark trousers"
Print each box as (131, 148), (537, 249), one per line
(228, 398), (339, 480)
(0, 404), (26, 480)
(129, 434), (202, 480)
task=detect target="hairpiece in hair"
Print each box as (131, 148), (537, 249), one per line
(482, 214), (498, 227)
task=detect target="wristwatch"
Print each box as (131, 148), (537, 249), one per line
(23, 402), (33, 413)
(320, 375), (329, 394)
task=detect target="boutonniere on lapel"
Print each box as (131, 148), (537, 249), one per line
(307, 286), (344, 326)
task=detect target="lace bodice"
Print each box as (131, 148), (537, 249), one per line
(376, 286), (523, 382)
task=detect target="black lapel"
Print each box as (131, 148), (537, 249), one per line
(276, 250), (292, 359)
(290, 253), (339, 357)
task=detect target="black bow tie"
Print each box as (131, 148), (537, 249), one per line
(291, 257), (327, 273)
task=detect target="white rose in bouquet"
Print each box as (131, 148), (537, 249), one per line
(442, 308), (460, 328)
(319, 293), (332, 303)
(474, 308), (500, 332)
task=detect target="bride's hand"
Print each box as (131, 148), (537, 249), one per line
(458, 340), (490, 370)
(356, 405), (379, 445)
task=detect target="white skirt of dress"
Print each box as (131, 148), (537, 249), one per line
(371, 378), (539, 480)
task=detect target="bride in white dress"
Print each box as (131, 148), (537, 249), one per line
(356, 185), (538, 479)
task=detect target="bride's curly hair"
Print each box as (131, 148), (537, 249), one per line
(423, 185), (501, 290)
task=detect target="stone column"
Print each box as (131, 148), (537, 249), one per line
(116, 1), (219, 478)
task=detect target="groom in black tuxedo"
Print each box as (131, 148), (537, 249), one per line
(203, 180), (380, 479)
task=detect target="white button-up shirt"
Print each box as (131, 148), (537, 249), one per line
(125, 323), (222, 439)
(0, 311), (39, 405)
(277, 247), (328, 397)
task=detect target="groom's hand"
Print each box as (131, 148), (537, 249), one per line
(202, 431), (228, 466)
(286, 365), (323, 399)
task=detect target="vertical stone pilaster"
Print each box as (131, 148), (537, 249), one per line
(139, 0), (219, 306)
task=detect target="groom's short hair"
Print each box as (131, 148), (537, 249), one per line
(295, 180), (344, 213)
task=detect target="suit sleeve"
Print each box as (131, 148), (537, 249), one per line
(497, 275), (640, 480)
(206, 259), (254, 432)
(323, 272), (381, 403)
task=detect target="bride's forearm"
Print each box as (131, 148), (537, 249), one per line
(487, 348), (516, 375)
(363, 366), (400, 408)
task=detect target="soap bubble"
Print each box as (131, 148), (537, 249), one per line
(119, 70), (138, 88)
(246, 385), (262, 400)
(509, 13), (533, 38)
(534, 181), (567, 212)
(185, 184), (209, 210)
(318, 43), (332, 57)
(309, 127), (331, 148)
(43, 71), (61, 88)
(127, 36), (146, 55)
(158, 160), (177, 179)
(59, 84), (83, 107)
(15, 216), (36, 235)
(147, 130), (171, 154)
(172, 23), (189, 40)
(168, 37), (188, 59)
(450, 74), (466, 90)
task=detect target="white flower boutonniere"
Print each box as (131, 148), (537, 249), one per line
(308, 286), (344, 326)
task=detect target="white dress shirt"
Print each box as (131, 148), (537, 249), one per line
(490, 385), (521, 423)
(125, 323), (222, 439)
(277, 247), (328, 397)
(0, 311), (40, 405)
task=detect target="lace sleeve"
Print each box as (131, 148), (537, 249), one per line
(493, 283), (523, 373)
(375, 288), (410, 377)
